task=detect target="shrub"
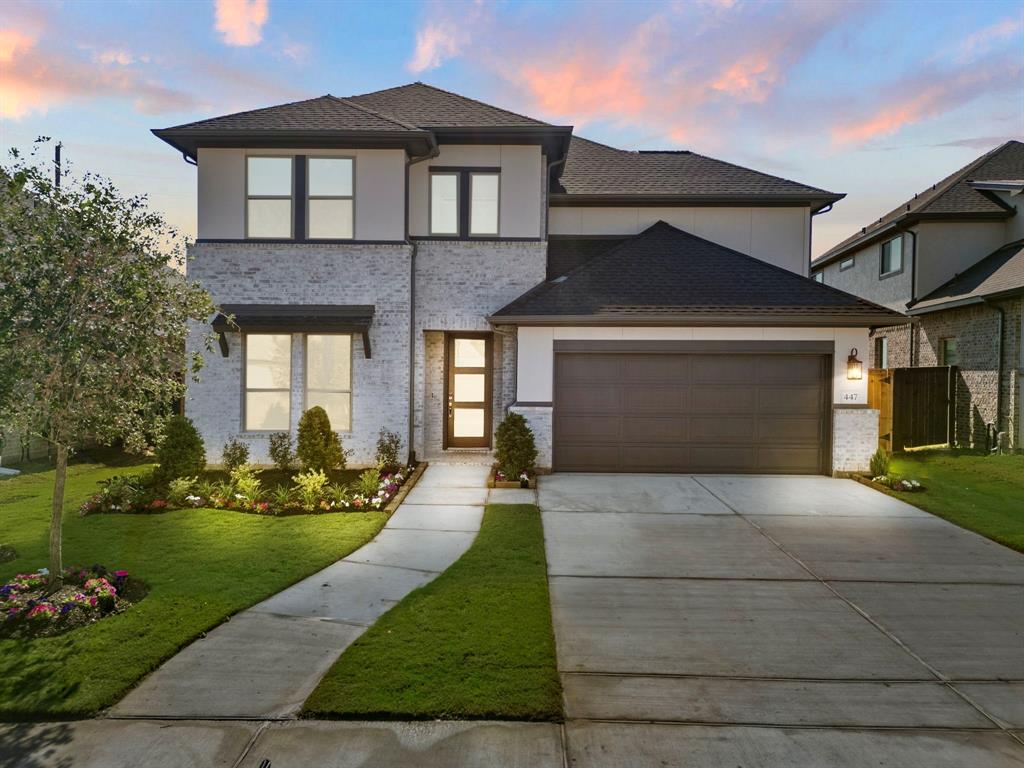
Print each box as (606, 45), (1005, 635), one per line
(269, 485), (294, 508)
(167, 476), (197, 507)
(495, 412), (538, 479)
(230, 464), (263, 502)
(297, 407), (346, 471)
(869, 447), (890, 478)
(268, 432), (295, 472)
(375, 429), (403, 471)
(154, 416), (206, 484)
(293, 468), (329, 510)
(356, 467), (381, 499)
(221, 437), (249, 472)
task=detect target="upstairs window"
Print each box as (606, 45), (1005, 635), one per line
(244, 334), (292, 431)
(811, 271), (824, 283)
(429, 169), (501, 238)
(307, 157), (354, 239)
(940, 338), (959, 367)
(247, 157), (292, 239)
(839, 257), (855, 271)
(880, 236), (903, 277)
(430, 173), (459, 235)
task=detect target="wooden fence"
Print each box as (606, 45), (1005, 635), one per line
(868, 366), (957, 453)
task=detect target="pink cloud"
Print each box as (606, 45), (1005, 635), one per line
(408, 23), (461, 73)
(214, 0), (269, 47)
(831, 56), (1021, 145)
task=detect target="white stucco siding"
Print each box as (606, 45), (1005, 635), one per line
(548, 206), (810, 274)
(915, 221), (1007, 297)
(408, 144), (544, 238)
(515, 326), (870, 406)
(195, 147), (406, 241)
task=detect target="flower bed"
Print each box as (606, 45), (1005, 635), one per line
(871, 474), (926, 493)
(0, 565), (146, 639)
(488, 466), (536, 489)
(80, 464), (420, 517)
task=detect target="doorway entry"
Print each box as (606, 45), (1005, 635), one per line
(444, 333), (492, 449)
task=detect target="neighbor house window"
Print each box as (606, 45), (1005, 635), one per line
(430, 173), (459, 235)
(244, 334), (292, 431)
(840, 257), (855, 271)
(875, 336), (888, 368)
(940, 337), (959, 366)
(306, 334), (352, 431)
(307, 157), (354, 239)
(469, 172), (499, 236)
(247, 157), (292, 239)
(880, 235), (903, 276)
(811, 271), (824, 283)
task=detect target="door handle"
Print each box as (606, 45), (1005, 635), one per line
(448, 393), (454, 417)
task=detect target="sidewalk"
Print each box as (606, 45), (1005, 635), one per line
(110, 463), (489, 720)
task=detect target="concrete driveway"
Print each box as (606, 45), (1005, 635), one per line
(540, 473), (1024, 767)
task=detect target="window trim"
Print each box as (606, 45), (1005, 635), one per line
(428, 166), (502, 239)
(879, 235), (904, 279)
(242, 333), (293, 433)
(939, 337), (959, 367)
(839, 257), (855, 272)
(303, 333), (354, 433)
(428, 171), (461, 237)
(469, 171), (501, 237)
(306, 155), (356, 241)
(245, 155), (294, 241)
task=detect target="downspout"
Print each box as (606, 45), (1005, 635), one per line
(809, 203), (834, 278)
(903, 228), (918, 366)
(544, 153), (568, 240)
(984, 299), (1006, 445)
(405, 136), (440, 464)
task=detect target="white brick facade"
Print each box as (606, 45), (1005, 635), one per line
(508, 404), (553, 469)
(832, 407), (880, 475)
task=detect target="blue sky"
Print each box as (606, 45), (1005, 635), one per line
(1, 0), (1021, 255)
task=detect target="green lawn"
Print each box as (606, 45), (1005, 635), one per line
(890, 451), (1024, 552)
(0, 458), (387, 719)
(303, 503), (563, 721)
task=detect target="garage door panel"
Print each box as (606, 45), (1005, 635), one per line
(621, 416), (689, 442)
(691, 386), (756, 414)
(623, 386), (690, 413)
(690, 416), (757, 443)
(554, 350), (829, 474)
(558, 385), (621, 413)
(556, 415), (620, 440)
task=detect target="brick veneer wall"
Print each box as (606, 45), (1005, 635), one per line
(869, 324), (912, 368)
(508, 404), (553, 469)
(914, 298), (1022, 449)
(832, 407), (880, 474)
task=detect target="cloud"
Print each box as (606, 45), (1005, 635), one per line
(214, 0), (269, 47)
(831, 55), (1021, 145)
(957, 16), (1022, 61)
(96, 49), (134, 66)
(407, 22), (461, 73)
(0, 24), (200, 119)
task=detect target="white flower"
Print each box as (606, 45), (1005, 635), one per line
(235, 493), (245, 500)
(38, 568), (49, 576)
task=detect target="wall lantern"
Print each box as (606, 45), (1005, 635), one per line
(847, 348), (863, 380)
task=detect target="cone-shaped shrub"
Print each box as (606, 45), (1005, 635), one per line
(495, 412), (537, 478)
(154, 416), (206, 484)
(297, 406), (345, 471)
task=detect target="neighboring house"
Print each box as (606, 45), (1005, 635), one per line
(153, 82), (903, 476)
(811, 141), (1024, 449)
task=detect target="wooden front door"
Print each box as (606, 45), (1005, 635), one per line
(444, 333), (492, 448)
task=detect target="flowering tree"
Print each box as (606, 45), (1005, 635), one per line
(0, 144), (216, 587)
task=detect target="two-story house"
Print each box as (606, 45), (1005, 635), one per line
(811, 141), (1024, 449)
(154, 82), (903, 476)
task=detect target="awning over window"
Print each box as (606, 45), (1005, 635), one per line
(212, 304), (375, 358)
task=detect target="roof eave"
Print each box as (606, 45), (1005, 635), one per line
(549, 192), (845, 209)
(430, 125), (574, 163)
(487, 312), (908, 328)
(908, 286), (1024, 315)
(152, 128), (435, 161)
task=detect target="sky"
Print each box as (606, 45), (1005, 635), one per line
(1, 0), (1021, 257)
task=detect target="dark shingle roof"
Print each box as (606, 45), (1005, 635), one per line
(546, 236), (628, 280)
(553, 137), (842, 206)
(492, 221), (905, 326)
(348, 82), (550, 127)
(909, 240), (1024, 313)
(160, 95), (422, 133)
(816, 140), (1024, 266)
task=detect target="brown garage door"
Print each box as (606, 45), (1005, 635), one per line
(553, 348), (831, 474)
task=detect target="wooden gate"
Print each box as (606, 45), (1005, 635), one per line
(868, 366), (956, 452)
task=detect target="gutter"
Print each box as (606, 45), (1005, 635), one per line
(404, 136), (440, 464)
(485, 313), (910, 328)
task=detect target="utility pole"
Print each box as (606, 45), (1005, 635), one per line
(54, 142), (62, 189)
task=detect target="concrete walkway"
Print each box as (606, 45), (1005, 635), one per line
(111, 463), (489, 720)
(540, 473), (1024, 767)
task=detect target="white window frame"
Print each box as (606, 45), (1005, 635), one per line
(245, 156), (294, 240)
(306, 156), (355, 240)
(243, 333), (292, 432)
(304, 334), (353, 432)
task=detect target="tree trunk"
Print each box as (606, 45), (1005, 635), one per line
(48, 443), (68, 589)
